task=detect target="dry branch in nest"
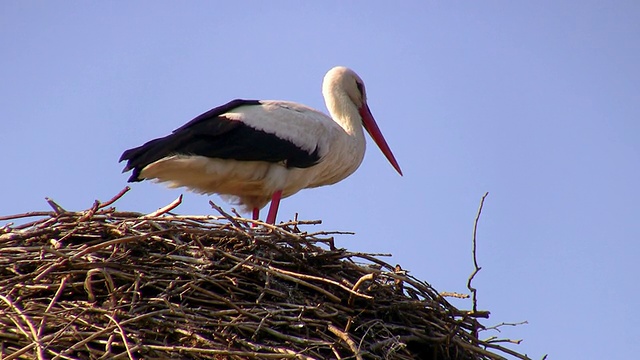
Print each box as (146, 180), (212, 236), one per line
(0, 189), (532, 360)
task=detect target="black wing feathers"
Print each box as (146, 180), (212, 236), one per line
(173, 99), (258, 132)
(119, 99), (320, 182)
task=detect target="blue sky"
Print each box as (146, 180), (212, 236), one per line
(2, 2), (639, 358)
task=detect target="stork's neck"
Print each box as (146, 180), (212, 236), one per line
(322, 87), (365, 137)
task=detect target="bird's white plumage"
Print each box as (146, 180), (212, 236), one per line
(224, 101), (338, 156)
(140, 99), (366, 211)
(132, 66), (400, 217)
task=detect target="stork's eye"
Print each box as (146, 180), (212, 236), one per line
(356, 81), (365, 97)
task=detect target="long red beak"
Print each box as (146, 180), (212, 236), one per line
(359, 103), (403, 176)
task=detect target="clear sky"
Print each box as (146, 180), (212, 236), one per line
(2, 2), (639, 359)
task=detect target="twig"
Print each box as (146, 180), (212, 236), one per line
(481, 341), (534, 360)
(267, 265), (373, 300)
(98, 186), (131, 209)
(0, 211), (53, 222)
(483, 320), (529, 333)
(467, 192), (489, 316)
(348, 273), (376, 305)
(209, 200), (245, 229)
(486, 337), (523, 344)
(440, 292), (470, 299)
(44, 197), (66, 214)
(77, 200), (100, 222)
(328, 324), (363, 360)
(105, 314), (136, 360)
(279, 219), (323, 226)
(143, 195), (182, 217)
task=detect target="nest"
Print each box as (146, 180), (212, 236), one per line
(0, 188), (532, 360)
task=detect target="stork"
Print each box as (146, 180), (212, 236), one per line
(119, 66), (402, 224)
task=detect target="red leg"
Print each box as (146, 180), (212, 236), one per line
(251, 208), (259, 228)
(265, 190), (283, 224)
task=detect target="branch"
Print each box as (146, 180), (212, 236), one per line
(467, 192), (489, 334)
(98, 186), (131, 209)
(144, 195), (182, 217)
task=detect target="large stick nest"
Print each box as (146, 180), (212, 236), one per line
(0, 189), (531, 360)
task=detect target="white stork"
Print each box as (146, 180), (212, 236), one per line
(120, 66), (402, 224)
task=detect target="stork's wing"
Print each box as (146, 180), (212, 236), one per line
(119, 99), (321, 182)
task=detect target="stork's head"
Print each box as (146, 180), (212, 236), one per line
(322, 66), (403, 176)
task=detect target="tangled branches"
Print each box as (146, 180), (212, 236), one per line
(0, 189), (531, 359)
